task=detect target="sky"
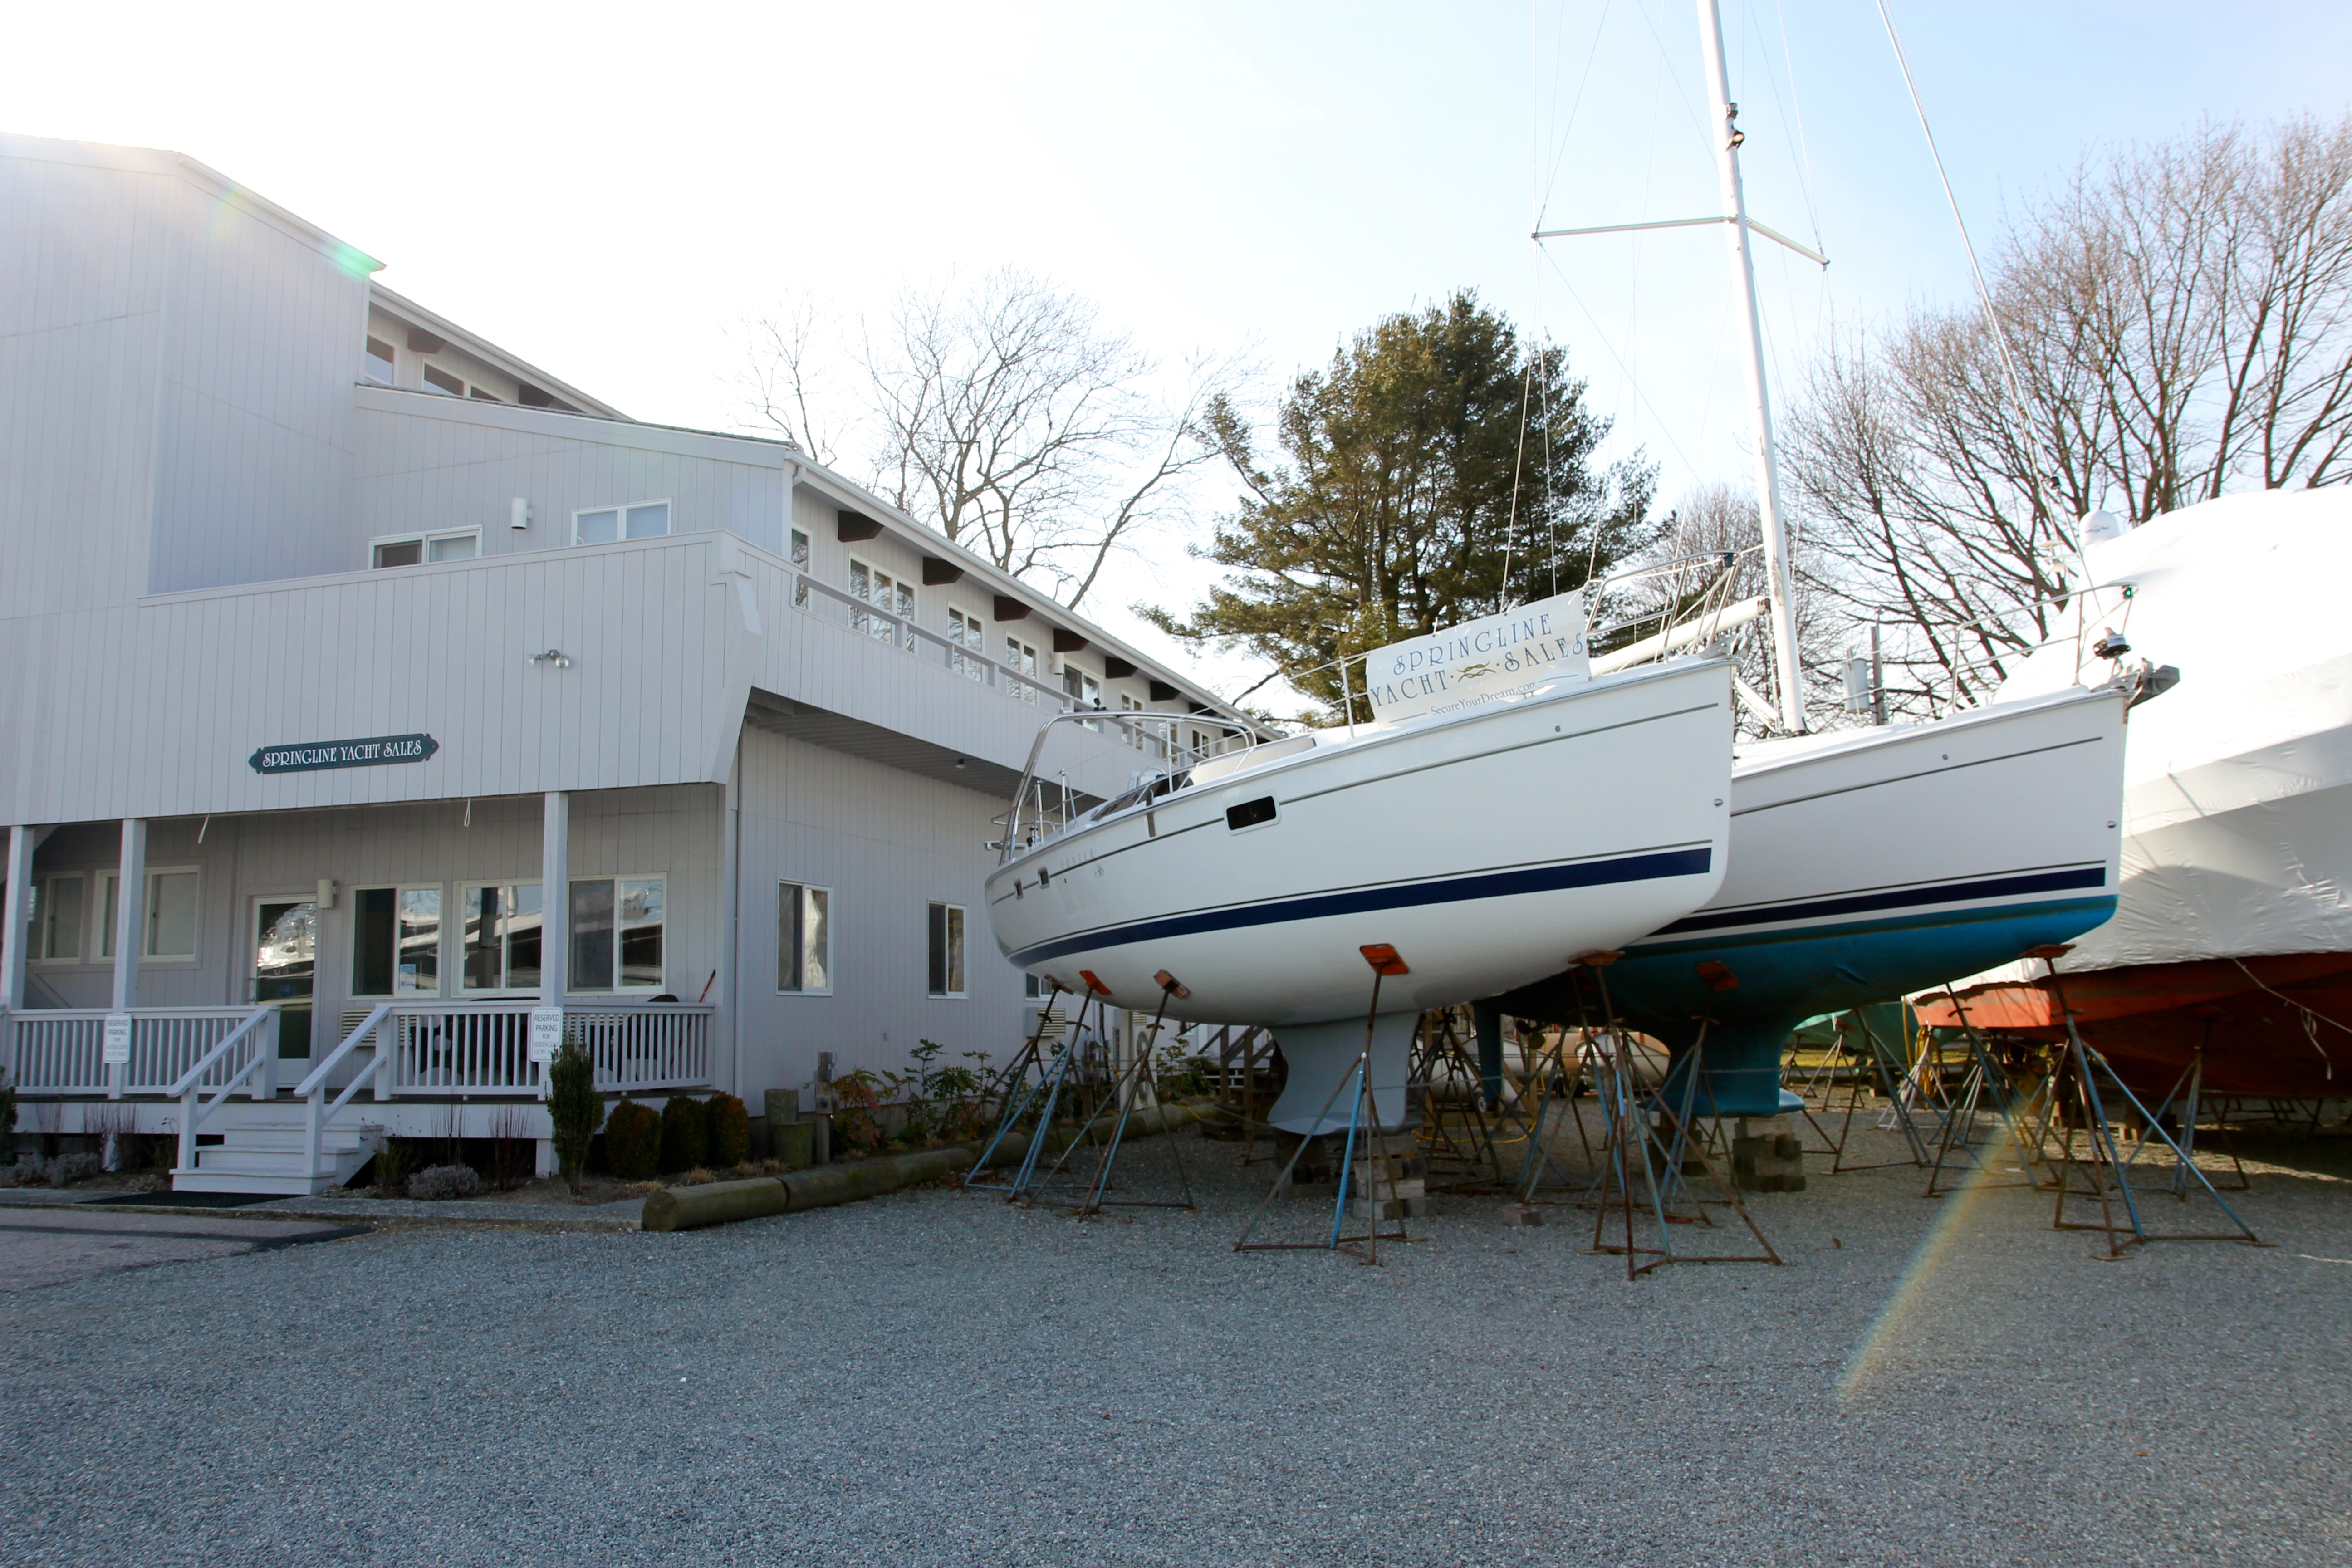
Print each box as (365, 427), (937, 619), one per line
(12, 0), (2350, 713)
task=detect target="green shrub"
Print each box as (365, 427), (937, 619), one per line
(705, 1093), (749, 1168)
(547, 1040), (604, 1196)
(658, 1094), (708, 1173)
(0, 1070), (15, 1165)
(604, 1100), (661, 1181)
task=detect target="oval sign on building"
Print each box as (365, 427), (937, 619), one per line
(249, 733), (441, 774)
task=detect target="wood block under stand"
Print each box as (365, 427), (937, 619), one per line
(1500, 1203), (1545, 1227)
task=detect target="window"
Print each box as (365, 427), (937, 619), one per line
(779, 882), (831, 993)
(364, 336), (396, 383)
(1005, 637), (1040, 703)
(422, 363), (466, 397)
(469, 387), (502, 403)
(927, 902), (966, 997)
(570, 877), (664, 991)
(372, 529), (480, 568)
(948, 607), (987, 681)
(1024, 970), (1047, 1000)
(350, 885), (444, 995)
(849, 559), (913, 645)
(28, 874), (84, 961)
(573, 501), (671, 545)
(790, 529), (810, 568)
(1063, 666), (1101, 729)
(1119, 691), (1146, 749)
(98, 869), (198, 961)
(461, 883), (543, 992)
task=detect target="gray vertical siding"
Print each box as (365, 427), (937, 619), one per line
(732, 725), (1033, 1106)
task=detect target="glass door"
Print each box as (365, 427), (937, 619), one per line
(252, 897), (318, 1081)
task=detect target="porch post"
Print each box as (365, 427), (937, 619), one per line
(541, 793), (569, 1002)
(1, 825), (32, 1016)
(108, 819), (147, 1099)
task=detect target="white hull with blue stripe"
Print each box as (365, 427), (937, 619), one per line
(986, 658), (1736, 1131)
(1496, 681), (2128, 1114)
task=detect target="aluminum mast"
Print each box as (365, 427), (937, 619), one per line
(1695, 0), (1807, 734)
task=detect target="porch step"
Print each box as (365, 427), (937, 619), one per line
(172, 1122), (383, 1198)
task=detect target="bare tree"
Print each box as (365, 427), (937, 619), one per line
(1609, 485), (1846, 734)
(741, 269), (1249, 610)
(1789, 114), (2352, 712)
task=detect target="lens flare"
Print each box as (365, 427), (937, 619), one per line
(1836, 1118), (2023, 1404)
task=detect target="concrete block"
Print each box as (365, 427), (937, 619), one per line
(1500, 1203), (1544, 1227)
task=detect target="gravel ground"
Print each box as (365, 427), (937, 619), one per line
(3, 1122), (2347, 1568)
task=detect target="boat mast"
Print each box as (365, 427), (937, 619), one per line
(1695, 0), (1807, 734)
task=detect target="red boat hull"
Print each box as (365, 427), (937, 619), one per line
(1915, 952), (2352, 1100)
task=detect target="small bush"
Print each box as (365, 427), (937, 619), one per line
(659, 1094), (708, 1173)
(705, 1093), (749, 1168)
(370, 1138), (420, 1195)
(604, 1100), (661, 1181)
(49, 1152), (103, 1186)
(407, 1163), (484, 1201)
(547, 1040), (604, 1196)
(0, 1161), (41, 1187)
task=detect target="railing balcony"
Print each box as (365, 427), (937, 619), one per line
(6, 1001), (712, 1100)
(7, 1007), (271, 1097)
(790, 569), (1181, 761)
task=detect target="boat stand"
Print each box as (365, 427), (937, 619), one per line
(2030, 949), (2266, 1259)
(1233, 948), (1416, 1264)
(1412, 1009), (1509, 1192)
(1789, 1009), (1938, 1173)
(1015, 975), (1198, 1217)
(1924, 989), (2057, 1198)
(1575, 960), (1779, 1279)
(964, 988), (1100, 1200)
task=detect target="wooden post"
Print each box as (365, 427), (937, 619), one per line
(108, 819), (147, 1100)
(540, 791), (570, 1005)
(1, 825), (31, 1016)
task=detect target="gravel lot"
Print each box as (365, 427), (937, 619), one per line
(3, 1123), (2347, 1568)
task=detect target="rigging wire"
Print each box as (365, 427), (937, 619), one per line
(1873, 0), (2062, 554)
(1537, 245), (1705, 485)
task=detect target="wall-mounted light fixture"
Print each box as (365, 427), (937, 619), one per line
(510, 498), (532, 530)
(529, 649), (572, 668)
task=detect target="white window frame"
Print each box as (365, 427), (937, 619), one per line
(566, 874), (667, 994)
(457, 881), (545, 996)
(370, 528), (481, 569)
(27, 872), (88, 964)
(571, 500), (674, 547)
(927, 902), (968, 998)
(421, 362), (467, 397)
(97, 867), (201, 964)
(363, 336), (397, 384)
(778, 880), (833, 996)
(849, 557), (916, 646)
(947, 606), (988, 681)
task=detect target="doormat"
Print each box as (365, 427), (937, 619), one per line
(84, 1191), (280, 1209)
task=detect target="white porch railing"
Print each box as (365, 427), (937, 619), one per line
(168, 1007), (277, 1172)
(7, 1007), (269, 1096)
(6, 1002), (710, 1100)
(367, 1000), (714, 1097)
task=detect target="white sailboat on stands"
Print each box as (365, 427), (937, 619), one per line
(1491, 0), (2136, 1116)
(984, 590), (1735, 1134)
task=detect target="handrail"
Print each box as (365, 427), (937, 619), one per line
(297, 1001), (390, 1097)
(165, 1006), (273, 1098)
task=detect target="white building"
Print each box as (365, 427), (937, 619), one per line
(0, 133), (1259, 1190)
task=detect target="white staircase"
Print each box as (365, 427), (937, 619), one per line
(173, 1101), (384, 1196)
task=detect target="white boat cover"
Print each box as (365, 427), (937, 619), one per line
(1979, 487), (2352, 975)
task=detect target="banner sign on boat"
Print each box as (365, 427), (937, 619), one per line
(248, 733), (439, 774)
(1360, 591), (1588, 723)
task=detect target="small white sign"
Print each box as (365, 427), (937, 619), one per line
(102, 1011), (133, 1065)
(1360, 589), (1589, 724)
(528, 1007), (564, 1064)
